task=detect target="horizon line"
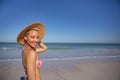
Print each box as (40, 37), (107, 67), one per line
(0, 42), (120, 44)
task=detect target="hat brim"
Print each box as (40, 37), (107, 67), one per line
(17, 22), (45, 46)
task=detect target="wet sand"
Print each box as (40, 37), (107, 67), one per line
(0, 59), (120, 80)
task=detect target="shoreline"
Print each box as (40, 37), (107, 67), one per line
(0, 55), (120, 62)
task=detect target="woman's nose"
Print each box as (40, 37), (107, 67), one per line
(34, 37), (39, 42)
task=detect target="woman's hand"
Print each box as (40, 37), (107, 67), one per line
(36, 41), (48, 53)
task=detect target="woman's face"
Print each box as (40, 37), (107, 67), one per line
(24, 30), (39, 48)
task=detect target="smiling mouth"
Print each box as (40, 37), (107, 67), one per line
(32, 42), (37, 46)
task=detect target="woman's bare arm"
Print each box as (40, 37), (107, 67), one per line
(26, 51), (36, 80)
(36, 41), (48, 53)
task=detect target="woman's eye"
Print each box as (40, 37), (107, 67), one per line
(37, 36), (39, 39)
(30, 36), (35, 39)
(30, 36), (39, 39)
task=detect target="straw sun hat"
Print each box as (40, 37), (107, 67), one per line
(17, 22), (45, 45)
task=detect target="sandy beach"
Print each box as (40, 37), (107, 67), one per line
(0, 59), (120, 80)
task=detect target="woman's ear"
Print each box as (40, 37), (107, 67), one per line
(24, 36), (27, 41)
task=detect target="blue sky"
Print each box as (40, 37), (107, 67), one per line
(0, 0), (120, 43)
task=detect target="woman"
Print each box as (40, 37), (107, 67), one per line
(17, 23), (47, 80)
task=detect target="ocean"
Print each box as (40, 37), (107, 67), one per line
(0, 42), (120, 61)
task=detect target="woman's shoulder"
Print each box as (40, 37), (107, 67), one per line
(23, 48), (36, 57)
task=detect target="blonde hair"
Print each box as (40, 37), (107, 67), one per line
(24, 28), (40, 36)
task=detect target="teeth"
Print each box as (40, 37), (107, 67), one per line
(33, 43), (37, 45)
